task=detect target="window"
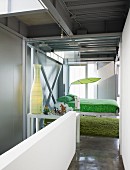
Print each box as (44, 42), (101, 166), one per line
(69, 66), (86, 98)
(88, 64), (97, 99)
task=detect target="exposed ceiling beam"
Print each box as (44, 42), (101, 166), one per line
(40, 0), (73, 36)
(28, 32), (120, 52)
(63, 0), (124, 2)
(80, 47), (116, 52)
(72, 7), (127, 15)
(72, 11), (126, 18)
(80, 44), (117, 48)
(68, 1), (126, 10)
(63, 0), (82, 2)
(28, 32), (121, 41)
(67, 57), (115, 62)
(76, 15), (125, 21)
(42, 40), (118, 46)
(80, 51), (116, 54)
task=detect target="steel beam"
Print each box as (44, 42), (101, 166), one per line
(37, 52), (63, 105)
(64, 0), (124, 3)
(68, 57), (115, 62)
(77, 15), (125, 21)
(73, 12), (126, 19)
(73, 8), (127, 15)
(37, 50), (56, 104)
(40, 65), (56, 104)
(28, 44), (63, 64)
(39, 0), (73, 36)
(0, 22), (27, 39)
(63, 0), (81, 1)
(68, 1), (126, 10)
(80, 47), (116, 52)
(80, 51), (116, 55)
(46, 65), (62, 105)
(28, 32), (121, 52)
(39, 62), (62, 105)
(28, 32), (121, 41)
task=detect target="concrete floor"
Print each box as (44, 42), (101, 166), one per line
(68, 136), (124, 170)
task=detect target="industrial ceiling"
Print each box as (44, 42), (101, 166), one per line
(0, 0), (129, 62)
(29, 0), (128, 62)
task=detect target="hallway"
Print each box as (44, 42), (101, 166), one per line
(68, 136), (124, 170)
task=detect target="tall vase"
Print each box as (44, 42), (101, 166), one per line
(30, 64), (43, 114)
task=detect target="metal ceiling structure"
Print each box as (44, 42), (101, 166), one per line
(0, 0), (129, 62)
(29, 0), (128, 62)
(62, 0), (128, 34)
(28, 32), (121, 62)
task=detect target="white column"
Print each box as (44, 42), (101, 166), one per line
(76, 113), (80, 143)
(36, 118), (40, 132)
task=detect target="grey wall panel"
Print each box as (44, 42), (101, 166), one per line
(97, 75), (116, 100)
(0, 27), (23, 154)
(28, 24), (61, 38)
(8, 17), (20, 33)
(0, 17), (28, 37)
(0, 18), (7, 25)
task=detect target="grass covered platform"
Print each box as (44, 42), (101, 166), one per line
(80, 116), (119, 138)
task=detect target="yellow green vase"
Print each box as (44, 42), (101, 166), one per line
(30, 64), (43, 114)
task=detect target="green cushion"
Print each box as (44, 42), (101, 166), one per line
(57, 96), (73, 103)
(67, 94), (77, 100)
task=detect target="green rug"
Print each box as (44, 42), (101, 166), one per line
(80, 116), (119, 138)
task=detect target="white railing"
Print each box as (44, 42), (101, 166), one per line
(0, 111), (77, 170)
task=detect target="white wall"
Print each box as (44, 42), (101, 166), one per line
(97, 75), (117, 100)
(97, 61), (116, 99)
(120, 9), (130, 170)
(64, 51), (79, 59)
(0, 0), (8, 14)
(0, 111), (76, 170)
(98, 61), (114, 82)
(0, 0), (44, 14)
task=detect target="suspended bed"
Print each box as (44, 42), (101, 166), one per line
(56, 78), (119, 117)
(56, 94), (119, 117)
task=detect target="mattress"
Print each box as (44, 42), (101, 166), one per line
(67, 98), (119, 113)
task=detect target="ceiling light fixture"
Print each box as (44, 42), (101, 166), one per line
(61, 29), (63, 38)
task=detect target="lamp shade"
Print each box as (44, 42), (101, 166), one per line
(71, 77), (101, 85)
(30, 64), (43, 114)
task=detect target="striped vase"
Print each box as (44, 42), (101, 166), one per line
(30, 64), (43, 114)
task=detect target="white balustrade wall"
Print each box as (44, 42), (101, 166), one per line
(120, 9), (130, 170)
(0, 111), (76, 170)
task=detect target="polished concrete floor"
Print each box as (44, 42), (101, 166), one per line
(68, 136), (124, 170)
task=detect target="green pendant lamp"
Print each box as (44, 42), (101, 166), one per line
(68, 77), (101, 94)
(71, 77), (101, 85)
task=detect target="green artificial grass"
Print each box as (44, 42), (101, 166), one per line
(80, 116), (119, 138)
(44, 119), (56, 126)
